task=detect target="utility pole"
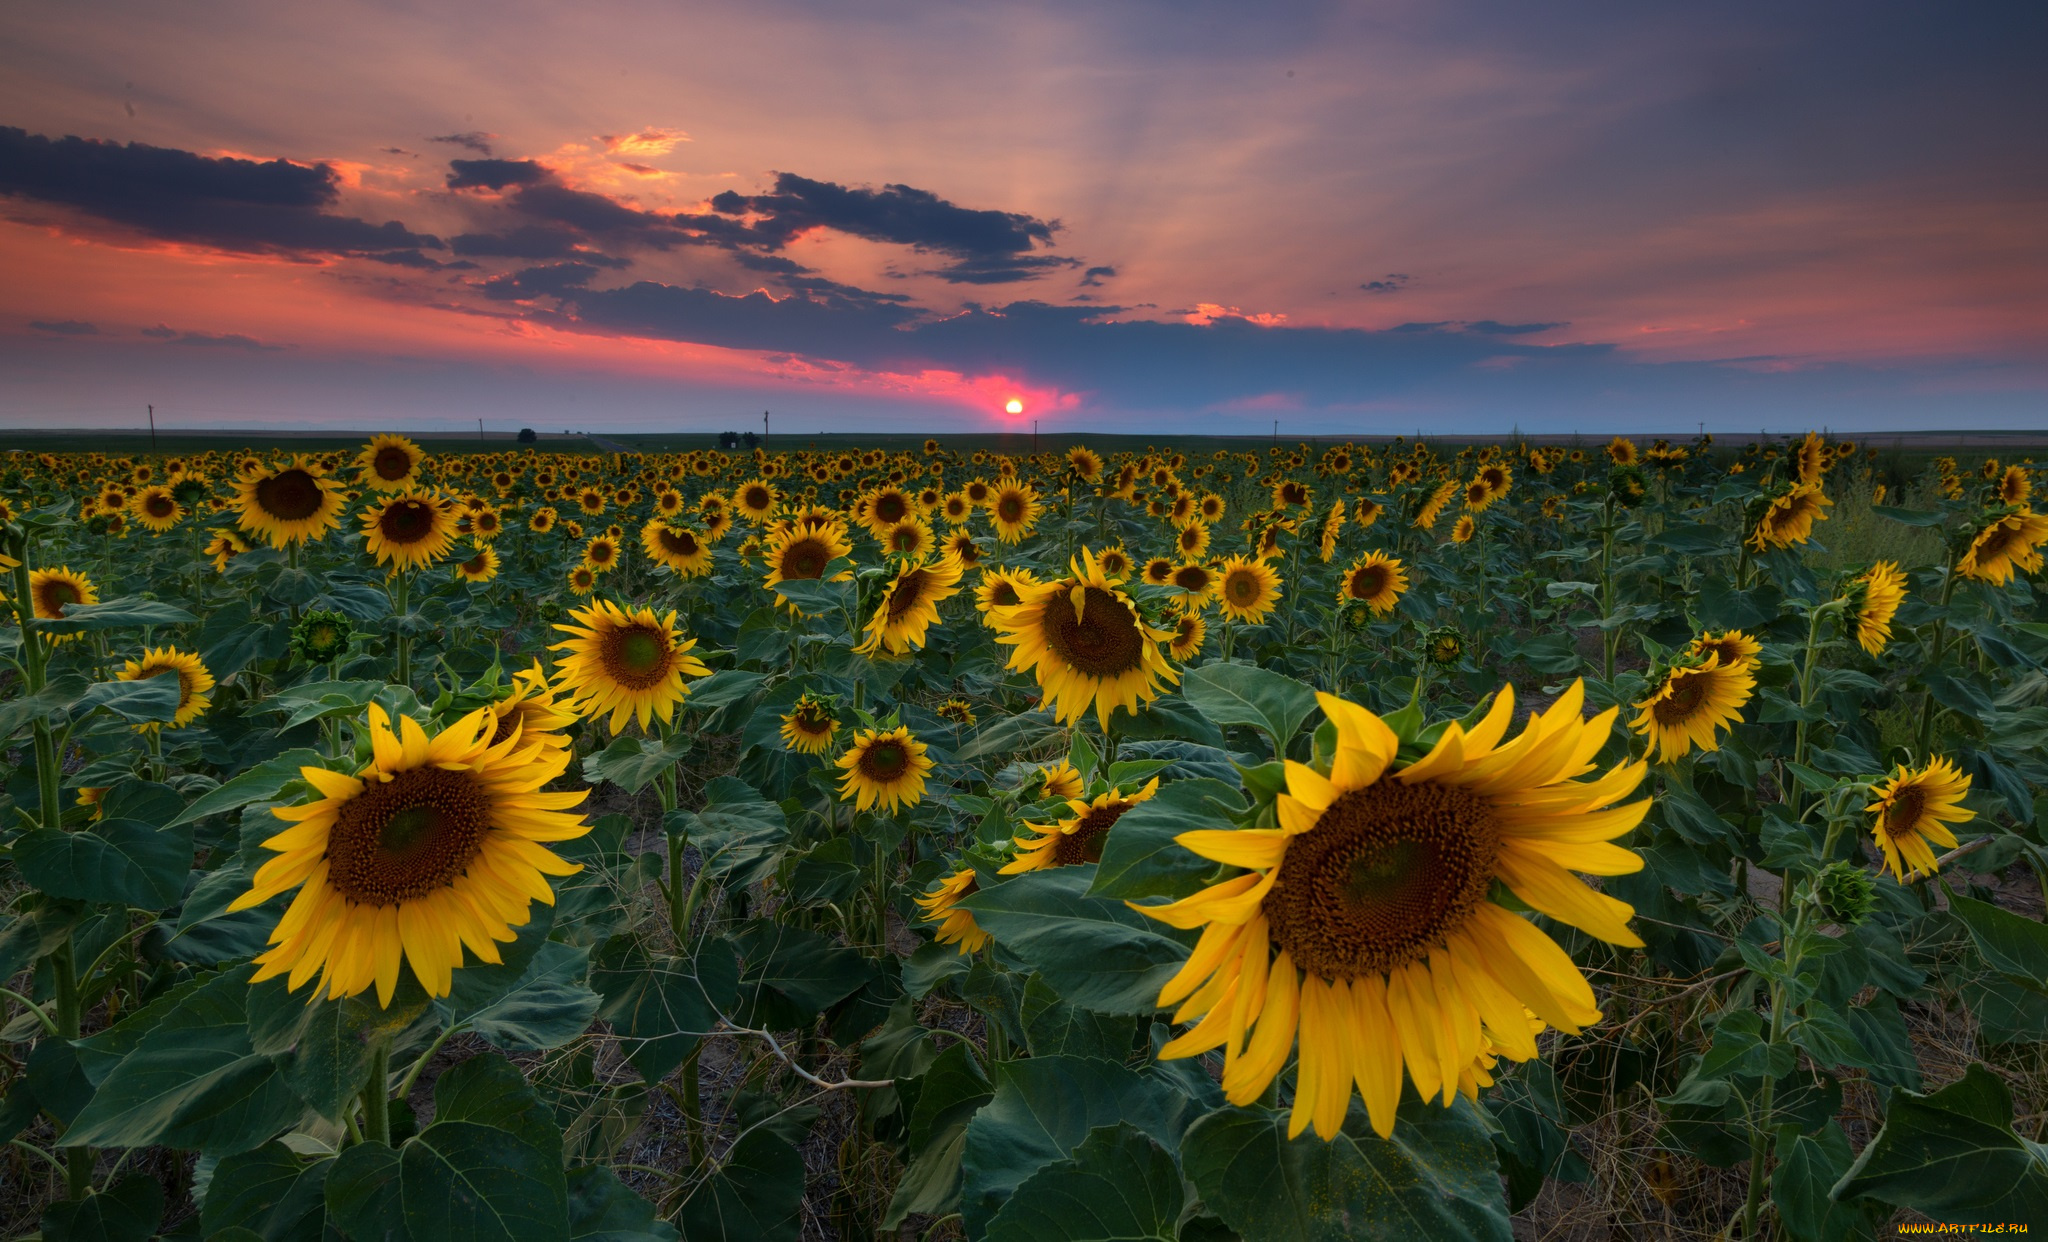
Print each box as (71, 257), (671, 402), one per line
(478, 417), (486, 444)
(763, 410), (770, 447)
(148, 404), (157, 454)
(1272, 419), (1278, 444)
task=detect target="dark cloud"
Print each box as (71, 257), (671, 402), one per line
(164, 329), (282, 350)
(709, 173), (1062, 270)
(29, 319), (97, 335)
(1465, 320), (1565, 335)
(447, 226), (628, 266)
(139, 324), (176, 338)
(1362, 273), (1411, 294)
(931, 254), (1084, 285)
(480, 262), (605, 301)
(565, 280), (923, 357)
(446, 159), (551, 190)
(428, 132), (495, 156)
(1389, 320), (1453, 332)
(364, 249), (475, 270)
(1080, 265), (1117, 287)
(0, 126), (441, 259)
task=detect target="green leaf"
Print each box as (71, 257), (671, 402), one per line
(1090, 778), (1247, 901)
(77, 674), (182, 723)
(683, 669), (765, 712)
(13, 817), (193, 909)
(955, 710), (1064, 765)
(0, 672), (87, 739)
(672, 776), (788, 887)
(326, 1141), (411, 1242)
(1180, 663), (1319, 758)
(882, 1041), (992, 1229)
(1021, 973), (1137, 1060)
(64, 965), (304, 1155)
(47, 597), (198, 632)
(1696, 579), (1782, 632)
(675, 1128), (804, 1242)
(592, 935), (739, 1083)
(170, 748), (328, 828)
(1950, 892), (2048, 996)
(732, 919), (878, 1027)
(566, 1165), (679, 1241)
(434, 1052), (559, 1140)
(1181, 1100), (1513, 1242)
(436, 941), (601, 1052)
(264, 679), (388, 729)
(1872, 505), (1948, 527)
(984, 1122), (1186, 1242)
(1645, 523), (1732, 556)
(202, 616), (290, 679)
(903, 939), (973, 999)
(1833, 1063), (2048, 1222)
(958, 1054), (1194, 1236)
(1773, 1122), (1882, 1242)
(201, 1141), (332, 1242)
(1696, 1011), (1796, 1082)
(40, 1173), (165, 1242)
(581, 733), (693, 794)
(402, 1120), (570, 1242)
(965, 867), (1196, 1015)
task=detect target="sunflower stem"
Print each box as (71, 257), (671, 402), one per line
(1915, 549), (1962, 756)
(362, 1037), (393, 1147)
(392, 571), (412, 688)
(1599, 498), (1617, 683)
(682, 1043), (706, 1169)
(51, 936), (91, 1199)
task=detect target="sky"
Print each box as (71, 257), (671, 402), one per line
(1, 0), (2044, 435)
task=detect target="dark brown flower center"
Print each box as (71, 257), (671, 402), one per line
(997, 494), (1026, 522)
(873, 493), (909, 524)
(600, 624), (672, 689)
(1264, 780), (1499, 979)
(1173, 565), (1211, 592)
(859, 738), (910, 780)
(372, 446), (413, 480)
(660, 528), (701, 556)
(1051, 801), (1134, 866)
(1226, 570), (1260, 604)
(1043, 586), (1144, 678)
(379, 500), (437, 545)
(778, 537), (831, 580)
(887, 570), (933, 619)
(145, 494), (176, 517)
(1883, 785), (1928, 838)
(255, 469), (324, 521)
(1653, 669), (1710, 723)
(327, 767), (491, 904)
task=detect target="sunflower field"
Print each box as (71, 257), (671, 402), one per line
(3, 430), (2048, 1240)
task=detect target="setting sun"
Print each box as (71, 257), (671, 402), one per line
(1004, 398), (1024, 414)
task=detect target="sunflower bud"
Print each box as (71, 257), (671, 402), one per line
(1813, 860), (1877, 927)
(1608, 465), (1648, 507)
(291, 609), (356, 665)
(1424, 625), (1464, 667)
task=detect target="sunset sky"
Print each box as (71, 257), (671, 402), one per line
(2, 1), (2043, 434)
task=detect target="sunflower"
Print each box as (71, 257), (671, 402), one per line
(205, 528), (251, 573)
(1867, 757), (1975, 882)
(292, 610), (356, 665)
(27, 567), (98, 642)
(131, 485), (184, 533)
(236, 457), (346, 548)
(1169, 611), (1208, 661)
(1413, 479), (1459, 531)
(854, 555), (965, 656)
(937, 697), (978, 726)
(941, 492), (974, 525)
(1958, 508), (2048, 585)
(974, 566), (1040, 616)
(1425, 626), (1464, 667)
(1175, 521), (1211, 560)
(762, 519), (854, 611)
(1136, 682), (1645, 1140)
(1166, 562), (1215, 609)
(1747, 483), (1832, 551)
(227, 704), (590, 1005)
(529, 507), (559, 534)
(990, 481), (1042, 544)
(1339, 552), (1407, 617)
(362, 491), (459, 571)
(990, 548), (1181, 728)
(1142, 557), (1176, 586)
(1607, 436), (1639, 466)
(779, 692), (840, 755)
(863, 485), (917, 536)
(916, 868), (989, 954)
(1849, 562), (1907, 655)
(835, 725), (935, 813)
(1793, 431), (1825, 484)
(1450, 515), (1477, 544)
(567, 566), (597, 596)
(1006, 779), (1160, 873)
(735, 478), (780, 523)
(1630, 652), (1755, 763)
(581, 535), (622, 575)
(1318, 500), (1345, 562)
(880, 519), (935, 561)
(1999, 465), (2033, 507)
(453, 545), (500, 583)
(487, 661), (579, 755)
(550, 600), (711, 733)
(117, 647), (215, 731)
(944, 529), (982, 566)
(1688, 629), (1760, 668)
(1216, 555), (1282, 624)
(642, 519), (714, 577)
(1038, 760), (1085, 800)
(356, 434), (425, 492)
